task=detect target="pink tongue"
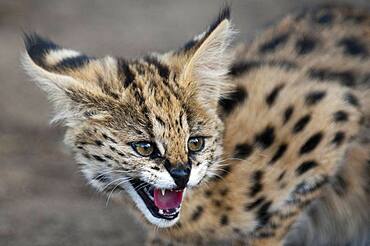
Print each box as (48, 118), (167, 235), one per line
(154, 188), (183, 210)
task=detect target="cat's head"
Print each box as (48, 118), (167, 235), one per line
(22, 7), (235, 227)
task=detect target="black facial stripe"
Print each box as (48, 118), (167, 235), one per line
(117, 58), (135, 88)
(143, 56), (170, 80)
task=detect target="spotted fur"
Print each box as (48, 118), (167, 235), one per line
(23, 4), (369, 246)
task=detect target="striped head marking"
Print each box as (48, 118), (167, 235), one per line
(22, 6), (235, 227)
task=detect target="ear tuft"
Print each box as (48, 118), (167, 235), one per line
(179, 5), (232, 53)
(208, 5), (231, 34)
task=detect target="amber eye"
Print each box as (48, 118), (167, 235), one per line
(188, 137), (205, 152)
(132, 141), (155, 157)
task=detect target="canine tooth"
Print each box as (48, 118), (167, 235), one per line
(159, 209), (164, 215)
(161, 188), (165, 196)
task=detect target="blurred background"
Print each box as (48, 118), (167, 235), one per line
(0, 0), (369, 245)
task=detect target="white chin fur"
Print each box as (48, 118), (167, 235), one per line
(120, 182), (180, 228)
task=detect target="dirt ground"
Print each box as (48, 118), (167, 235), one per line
(0, 0), (369, 245)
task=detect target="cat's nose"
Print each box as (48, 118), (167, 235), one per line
(164, 160), (191, 189)
(168, 165), (191, 189)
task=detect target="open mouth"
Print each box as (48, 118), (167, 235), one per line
(130, 179), (184, 220)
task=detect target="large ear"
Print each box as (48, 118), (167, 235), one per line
(22, 34), (123, 125)
(175, 7), (236, 109)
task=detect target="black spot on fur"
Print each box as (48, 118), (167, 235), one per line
(249, 170), (264, 197)
(299, 132), (323, 155)
(344, 92), (360, 107)
(296, 36), (317, 55)
(296, 160), (318, 176)
(95, 140), (103, 146)
(151, 166), (160, 171)
(155, 116), (166, 126)
(256, 200), (272, 226)
(309, 69), (356, 87)
(255, 126), (275, 149)
(269, 143), (288, 164)
(234, 143), (253, 159)
(191, 205), (203, 221)
(332, 175), (348, 196)
(228, 60), (261, 76)
(314, 10), (333, 24)
(331, 131), (346, 146)
(266, 84), (284, 106)
(245, 196), (265, 211)
(219, 188), (229, 197)
(338, 37), (368, 57)
(228, 59), (298, 77)
(305, 90), (326, 105)
(213, 200), (222, 207)
(213, 165), (231, 181)
(204, 190), (213, 197)
(117, 58), (135, 88)
(292, 115), (311, 133)
(283, 106), (294, 124)
(333, 111), (349, 122)
(218, 86), (247, 115)
(293, 176), (328, 196)
(220, 214), (229, 226)
(103, 155), (113, 160)
(92, 155), (105, 162)
(259, 33), (289, 53)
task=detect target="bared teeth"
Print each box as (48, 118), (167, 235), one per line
(161, 188), (165, 196)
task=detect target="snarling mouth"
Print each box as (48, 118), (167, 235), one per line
(130, 179), (184, 220)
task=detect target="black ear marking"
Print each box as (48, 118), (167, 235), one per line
(24, 33), (60, 68)
(178, 5), (231, 53)
(24, 32), (94, 71)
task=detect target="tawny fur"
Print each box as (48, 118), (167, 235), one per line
(23, 4), (369, 246)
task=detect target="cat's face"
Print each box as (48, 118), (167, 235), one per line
(23, 8), (235, 227)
